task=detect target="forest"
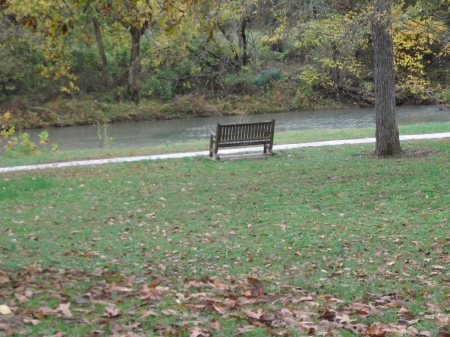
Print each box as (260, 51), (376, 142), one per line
(0, 0), (449, 129)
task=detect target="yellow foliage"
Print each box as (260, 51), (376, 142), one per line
(391, 3), (446, 95)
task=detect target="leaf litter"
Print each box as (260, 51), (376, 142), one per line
(1, 268), (449, 336)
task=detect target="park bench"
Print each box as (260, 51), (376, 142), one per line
(209, 120), (275, 159)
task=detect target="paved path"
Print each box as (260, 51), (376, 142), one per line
(1, 132), (449, 173)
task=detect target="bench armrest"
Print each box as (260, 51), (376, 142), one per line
(209, 131), (216, 137)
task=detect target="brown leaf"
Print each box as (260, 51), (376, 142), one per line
(211, 301), (227, 315)
(335, 314), (354, 325)
(15, 294), (28, 303)
(140, 284), (161, 302)
(140, 309), (159, 318)
(35, 306), (55, 318)
(103, 304), (120, 318)
(367, 324), (387, 337)
(298, 295), (315, 302)
(237, 325), (254, 334)
(247, 277), (264, 297)
(262, 295), (281, 304)
(110, 286), (133, 293)
(23, 318), (40, 325)
(210, 318), (221, 330)
(399, 308), (417, 322)
(50, 332), (66, 337)
(418, 332), (433, 337)
(55, 303), (73, 318)
(242, 308), (264, 320)
(190, 326), (207, 337)
(435, 314), (450, 327)
(161, 309), (179, 316)
(0, 274), (10, 284)
(318, 308), (335, 321)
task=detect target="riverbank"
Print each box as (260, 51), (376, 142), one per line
(1, 92), (361, 130)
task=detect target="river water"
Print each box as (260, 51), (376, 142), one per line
(14, 105), (450, 152)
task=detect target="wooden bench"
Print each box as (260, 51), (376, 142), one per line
(209, 120), (275, 159)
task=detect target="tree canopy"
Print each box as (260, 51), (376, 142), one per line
(0, 0), (449, 127)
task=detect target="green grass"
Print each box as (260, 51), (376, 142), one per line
(1, 121), (449, 168)
(0, 132), (449, 336)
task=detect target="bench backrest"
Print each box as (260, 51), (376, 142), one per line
(216, 120), (275, 142)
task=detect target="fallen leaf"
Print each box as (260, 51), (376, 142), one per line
(0, 305), (11, 315)
(56, 303), (73, 318)
(35, 306), (55, 319)
(237, 325), (254, 333)
(242, 308), (264, 320)
(15, 294), (28, 303)
(140, 309), (159, 317)
(50, 332), (66, 337)
(210, 301), (227, 315)
(103, 304), (120, 318)
(247, 277), (264, 297)
(210, 318), (221, 330)
(161, 309), (179, 316)
(335, 314), (355, 325)
(110, 286), (133, 293)
(418, 332), (433, 337)
(23, 318), (40, 325)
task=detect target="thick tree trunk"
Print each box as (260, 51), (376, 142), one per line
(128, 26), (142, 101)
(92, 17), (109, 88)
(372, 0), (401, 156)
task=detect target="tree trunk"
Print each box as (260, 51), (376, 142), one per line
(92, 17), (109, 88)
(240, 15), (249, 66)
(372, 0), (401, 156)
(128, 25), (142, 101)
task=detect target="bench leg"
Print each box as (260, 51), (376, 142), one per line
(210, 149), (220, 160)
(210, 145), (220, 160)
(265, 144), (275, 155)
(209, 137), (213, 157)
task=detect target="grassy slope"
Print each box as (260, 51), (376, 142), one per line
(0, 132), (449, 336)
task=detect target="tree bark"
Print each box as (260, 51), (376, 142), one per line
(128, 25), (143, 101)
(92, 17), (109, 88)
(240, 15), (249, 66)
(372, 0), (401, 156)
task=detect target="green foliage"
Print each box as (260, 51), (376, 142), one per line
(1, 112), (57, 156)
(253, 69), (282, 86)
(140, 75), (173, 99)
(1, 0), (450, 121)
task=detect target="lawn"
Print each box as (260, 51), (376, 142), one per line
(0, 134), (450, 336)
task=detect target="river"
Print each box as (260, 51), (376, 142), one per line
(13, 105), (450, 152)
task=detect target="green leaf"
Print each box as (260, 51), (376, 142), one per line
(165, 25), (175, 36)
